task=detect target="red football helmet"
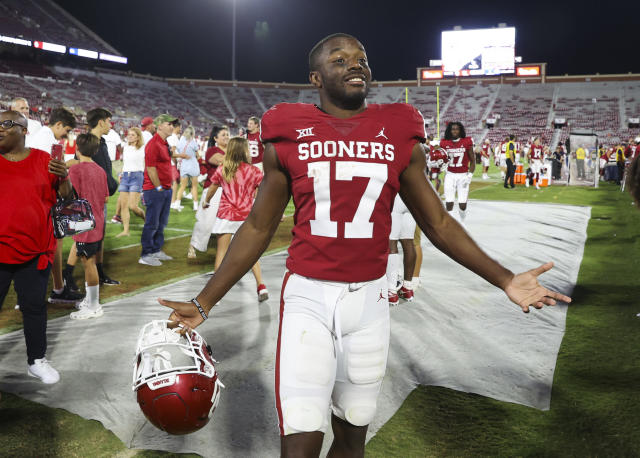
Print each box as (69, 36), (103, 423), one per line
(132, 320), (224, 435)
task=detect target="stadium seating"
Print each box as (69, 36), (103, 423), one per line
(2, 57), (640, 146)
(0, 0), (117, 54)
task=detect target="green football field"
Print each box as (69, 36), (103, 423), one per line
(1, 168), (639, 457)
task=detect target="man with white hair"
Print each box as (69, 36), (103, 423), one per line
(10, 97), (42, 143)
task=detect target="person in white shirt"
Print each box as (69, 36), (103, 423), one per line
(10, 97), (42, 144)
(115, 127), (146, 237)
(24, 108), (75, 155)
(166, 121), (187, 210)
(102, 128), (122, 161)
(140, 117), (155, 144)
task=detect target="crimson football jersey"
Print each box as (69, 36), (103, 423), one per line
(481, 143), (491, 157)
(530, 145), (544, 161)
(247, 131), (264, 165)
(261, 103), (425, 282)
(440, 137), (473, 173)
(428, 148), (448, 173)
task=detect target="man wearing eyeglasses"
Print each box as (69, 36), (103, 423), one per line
(0, 110), (73, 384)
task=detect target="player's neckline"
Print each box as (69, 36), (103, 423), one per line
(313, 104), (370, 120)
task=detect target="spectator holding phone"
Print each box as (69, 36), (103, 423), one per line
(0, 110), (73, 383)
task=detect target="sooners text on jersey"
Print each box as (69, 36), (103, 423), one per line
(247, 131), (264, 164)
(261, 103), (425, 282)
(440, 137), (473, 173)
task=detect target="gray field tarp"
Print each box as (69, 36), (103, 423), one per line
(0, 201), (590, 456)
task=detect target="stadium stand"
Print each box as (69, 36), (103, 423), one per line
(0, 0), (119, 54)
(2, 58), (640, 145)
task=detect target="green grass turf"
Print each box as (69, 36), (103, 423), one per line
(2, 175), (639, 456)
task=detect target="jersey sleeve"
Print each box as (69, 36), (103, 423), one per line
(401, 104), (426, 144)
(260, 103), (288, 144)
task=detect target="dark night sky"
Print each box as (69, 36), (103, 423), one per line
(56, 0), (640, 83)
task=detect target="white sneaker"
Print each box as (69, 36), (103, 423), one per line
(185, 193), (193, 200)
(153, 251), (173, 261)
(170, 202), (183, 212)
(70, 305), (103, 320)
(139, 255), (162, 266)
(193, 202), (198, 211)
(28, 358), (60, 384)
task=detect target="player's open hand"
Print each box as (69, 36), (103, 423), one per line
(158, 298), (205, 333)
(504, 262), (572, 313)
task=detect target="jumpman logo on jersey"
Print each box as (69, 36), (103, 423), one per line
(296, 127), (315, 139)
(377, 290), (385, 302)
(375, 127), (388, 140)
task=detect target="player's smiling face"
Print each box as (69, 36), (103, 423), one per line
(314, 37), (371, 110)
(451, 124), (461, 139)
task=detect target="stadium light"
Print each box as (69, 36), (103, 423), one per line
(0, 35), (31, 46)
(99, 53), (128, 64)
(33, 40), (66, 54)
(232, 0), (236, 80)
(70, 48), (98, 59)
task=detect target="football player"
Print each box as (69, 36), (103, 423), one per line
(427, 144), (448, 192)
(527, 137), (545, 189)
(160, 33), (571, 458)
(440, 121), (475, 222)
(247, 116), (264, 170)
(387, 195), (417, 305)
(481, 139), (492, 180)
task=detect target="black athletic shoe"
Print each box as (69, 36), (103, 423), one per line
(100, 275), (121, 286)
(63, 272), (79, 293)
(48, 286), (84, 304)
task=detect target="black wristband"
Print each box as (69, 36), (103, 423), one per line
(191, 297), (208, 321)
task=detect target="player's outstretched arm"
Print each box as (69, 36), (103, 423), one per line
(160, 143), (291, 328)
(399, 143), (571, 313)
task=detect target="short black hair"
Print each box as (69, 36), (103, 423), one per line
(444, 121), (466, 140)
(86, 108), (112, 129)
(308, 33), (359, 71)
(49, 107), (76, 129)
(76, 133), (100, 158)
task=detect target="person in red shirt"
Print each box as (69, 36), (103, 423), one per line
(139, 114), (178, 267)
(160, 34), (571, 457)
(204, 137), (268, 301)
(188, 125), (229, 258)
(0, 110), (72, 384)
(247, 116), (264, 170)
(67, 134), (109, 320)
(440, 121), (475, 222)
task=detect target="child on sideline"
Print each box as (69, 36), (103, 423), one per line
(68, 133), (109, 319)
(204, 137), (268, 301)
